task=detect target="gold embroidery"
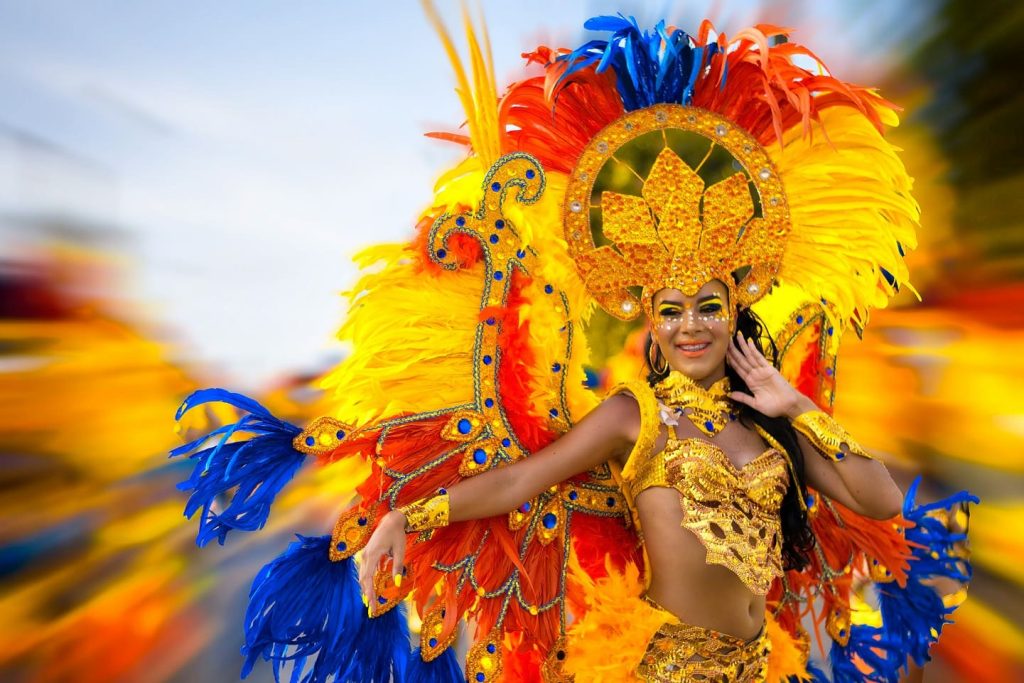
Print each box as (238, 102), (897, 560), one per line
(631, 438), (787, 595)
(635, 618), (770, 682)
(399, 493), (450, 532)
(653, 371), (734, 437)
(563, 105), (790, 321)
(792, 410), (872, 462)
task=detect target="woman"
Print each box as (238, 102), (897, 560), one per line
(359, 273), (903, 679)
(171, 11), (974, 683)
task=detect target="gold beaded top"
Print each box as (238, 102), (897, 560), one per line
(563, 104), (791, 320)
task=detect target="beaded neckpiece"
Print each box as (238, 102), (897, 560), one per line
(653, 371), (735, 437)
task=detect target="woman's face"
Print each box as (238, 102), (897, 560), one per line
(651, 281), (732, 386)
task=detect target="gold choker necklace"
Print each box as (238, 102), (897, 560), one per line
(654, 372), (735, 437)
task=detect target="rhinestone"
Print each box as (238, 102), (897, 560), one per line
(747, 283), (760, 294)
(621, 301), (634, 313)
(572, 230), (582, 240)
(715, 124), (727, 136)
(743, 144), (753, 153)
(569, 201), (582, 213)
(655, 111), (668, 123)
(596, 140), (609, 153)
(687, 114), (696, 123)
(758, 167), (771, 180)
(579, 172), (589, 181)
(624, 122), (634, 131)
(769, 196), (779, 206)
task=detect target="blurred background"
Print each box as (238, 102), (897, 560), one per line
(1, 1), (1021, 681)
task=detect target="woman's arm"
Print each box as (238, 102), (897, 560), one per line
(784, 393), (904, 519)
(358, 392), (641, 602)
(727, 335), (903, 519)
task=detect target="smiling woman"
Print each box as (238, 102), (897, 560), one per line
(168, 9), (976, 683)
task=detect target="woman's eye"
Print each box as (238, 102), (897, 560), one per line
(658, 307), (682, 318)
(699, 304), (722, 314)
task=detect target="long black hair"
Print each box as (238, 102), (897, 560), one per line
(644, 306), (815, 571)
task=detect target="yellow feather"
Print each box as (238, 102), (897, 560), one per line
(768, 106), (920, 330)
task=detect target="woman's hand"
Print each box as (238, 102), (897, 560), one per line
(726, 334), (815, 419)
(358, 510), (407, 608)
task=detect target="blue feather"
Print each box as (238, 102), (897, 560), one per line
(404, 648), (463, 682)
(241, 535), (411, 683)
(557, 15), (720, 111)
(825, 477), (978, 682)
(171, 388), (305, 547)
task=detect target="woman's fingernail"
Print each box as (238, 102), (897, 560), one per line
(367, 604), (373, 618)
(361, 593), (368, 607)
(394, 574), (403, 588)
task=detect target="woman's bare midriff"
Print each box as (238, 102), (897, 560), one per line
(636, 486), (767, 642)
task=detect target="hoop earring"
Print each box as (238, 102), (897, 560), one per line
(648, 341), (669, 374)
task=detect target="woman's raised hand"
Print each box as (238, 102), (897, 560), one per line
(358, 510), (407, 608)
(726, 334), (807, 419)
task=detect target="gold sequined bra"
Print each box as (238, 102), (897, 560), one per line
(613, 379), (788, 595)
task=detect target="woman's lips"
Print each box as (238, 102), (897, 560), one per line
(675, 341), (710, 358)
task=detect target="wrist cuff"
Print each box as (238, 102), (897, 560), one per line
(792, 410), (872, 462)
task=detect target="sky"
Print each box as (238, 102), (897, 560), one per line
(0, 0), (928, 389)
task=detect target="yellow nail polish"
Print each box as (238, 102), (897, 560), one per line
(361, 593), (368, 607)
(367, 604), (373, 618)
(394, 574), (403, 588)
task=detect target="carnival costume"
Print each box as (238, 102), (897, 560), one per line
(171, 10), (976, 683)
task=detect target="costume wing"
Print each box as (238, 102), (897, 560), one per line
(169, 12), (638, 682)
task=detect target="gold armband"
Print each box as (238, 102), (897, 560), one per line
(792, 411), (873, 462)
(399, 492), (450, 532)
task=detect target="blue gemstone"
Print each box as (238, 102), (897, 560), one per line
(429, 637), (438, 648)
(827, 326), (834, 336)
(491, 181), (501, 192)
(544, 284), (553, 294)
(473, 448), (487, 464)
(483, 355), (492, 365)
(439, 488), (447, 494)
(525, 169), (536, 179)
(336, 541), (347, 551)
(542, 513), (557, 529)
(704, 420), (715, 432)
(486, 317), (495, 326)
(520, 502), (531, 512)
(455, 216), (466, 227)
(549, 408), (559, 418)
(493, 271), (503, 281)
(489, 234), (499, 244)
(806, 493), (816, 507)
(437, 249), (447, 258)
(605, 497), (615, 507)
(516, 249), (526, 258)
(487, 643), (496, 654)
(336, 429), (346, 439)
(378, 596), (387, 604)
(357, 517), (367, 526)
(835, 452), (845, 460)
(484, 398), (494, 408)
(305, 436), (315, 446)
(501, 438), (511, 447)
(796, 315), (804, 324)
(825, 367), (834, 376)
(495, 219), (505, 229)
(839, 628), (846, 637)
(440, 609), (446, 617)
(552, 363), (561, 372)
(476, 673), (486, 682)
(568, 490), (578, 501)
(457, 419), (472, 434)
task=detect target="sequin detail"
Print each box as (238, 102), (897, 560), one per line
(629, 437), (786, 594)
(635, 616), (770, 682)
(563, 105), (790, 321)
